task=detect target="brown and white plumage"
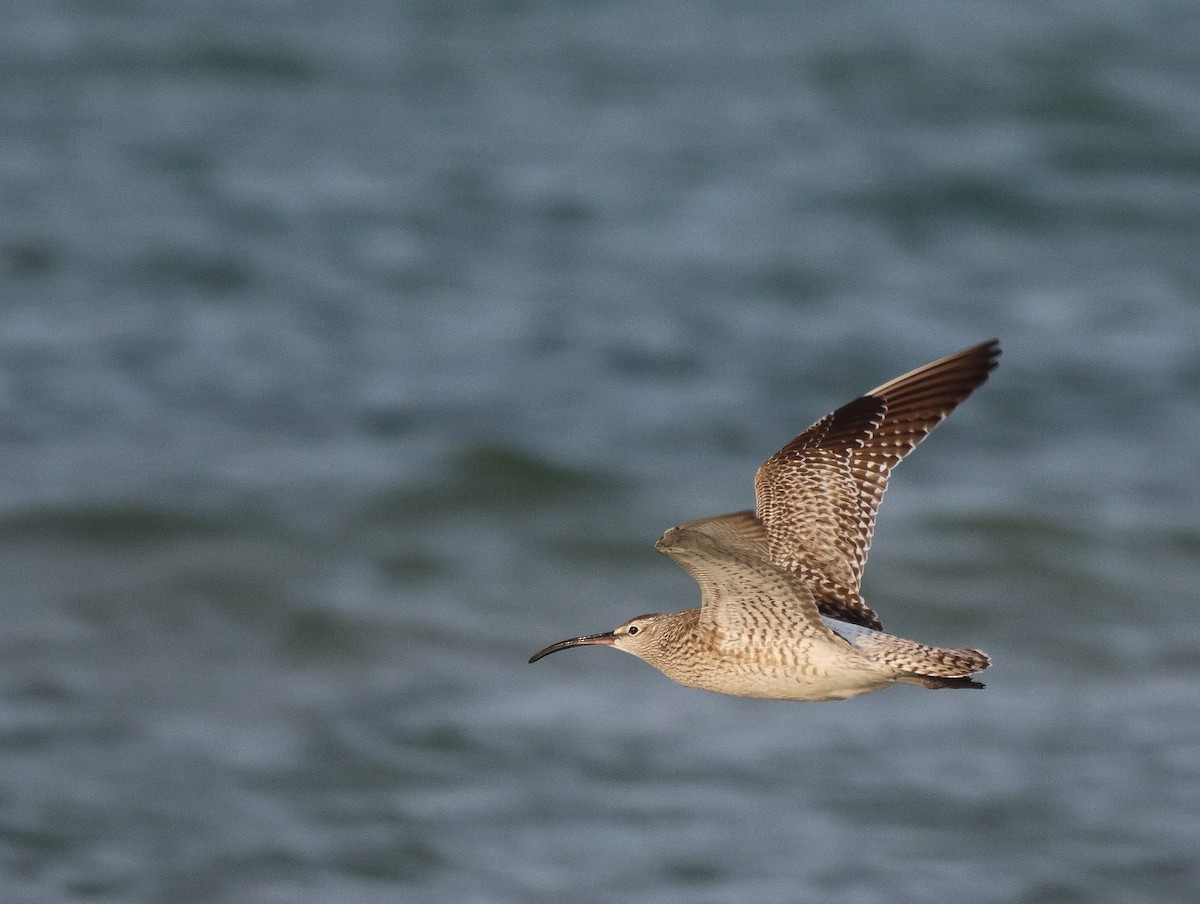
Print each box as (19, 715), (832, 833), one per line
(653, 510), (824, 640)
(530, 341), (999, 701)
(755, 339), (1001, 630)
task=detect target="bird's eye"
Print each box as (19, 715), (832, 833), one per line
(627, 625), (639, 635)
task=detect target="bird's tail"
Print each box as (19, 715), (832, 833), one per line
(852, 631), (990, 689)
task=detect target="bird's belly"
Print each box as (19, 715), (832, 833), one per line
(660, 645), (893, 702)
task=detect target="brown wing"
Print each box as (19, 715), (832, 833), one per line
(754, 340), (1001, 629)
(654, 511), (838, 641)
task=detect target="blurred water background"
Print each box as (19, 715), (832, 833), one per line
(1, 1), (1198, 902)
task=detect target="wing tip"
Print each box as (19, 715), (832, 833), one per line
(655, 510), (766, 556)
(977, 337), (1002, 371)
(961, 337), (1002, 382)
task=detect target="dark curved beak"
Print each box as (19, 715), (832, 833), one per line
(528, 631), (616, 663)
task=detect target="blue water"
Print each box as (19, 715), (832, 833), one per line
(1, 1), (1199, 902)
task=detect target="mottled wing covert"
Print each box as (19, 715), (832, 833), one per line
(655, 511), (836, 641)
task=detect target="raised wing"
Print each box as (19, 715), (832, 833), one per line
(754, 340), (1000, 629)
(654, 511), (838, 641)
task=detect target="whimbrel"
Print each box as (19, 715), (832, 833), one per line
(529, 340), (999, 701)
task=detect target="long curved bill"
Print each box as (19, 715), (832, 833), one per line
(528, 631), (616, 663)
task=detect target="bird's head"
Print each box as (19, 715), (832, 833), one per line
(528, 612), (681, 665)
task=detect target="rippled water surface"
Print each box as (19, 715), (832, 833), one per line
(1, 2), (1199, 902)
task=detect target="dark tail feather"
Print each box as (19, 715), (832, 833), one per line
(899, 673), (985, 690)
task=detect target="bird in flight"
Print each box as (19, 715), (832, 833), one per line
(529, 340), (1000, 701)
